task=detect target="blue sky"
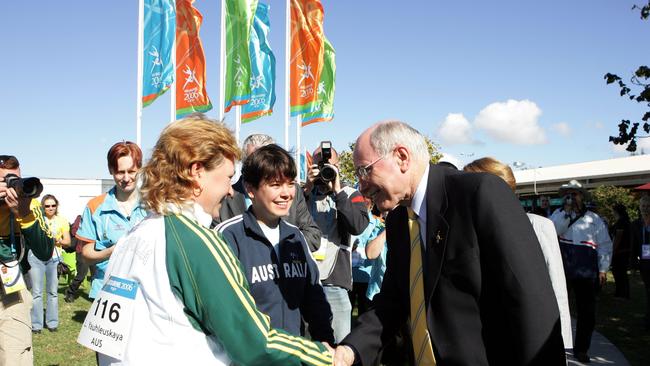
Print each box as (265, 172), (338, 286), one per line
(2, 1), (649, 179)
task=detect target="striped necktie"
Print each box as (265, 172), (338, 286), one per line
(408, 208), (436, 366)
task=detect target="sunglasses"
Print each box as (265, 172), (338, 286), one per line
(44, 204), (57, 208)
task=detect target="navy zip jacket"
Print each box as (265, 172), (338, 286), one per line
(216, 209), (335, 344)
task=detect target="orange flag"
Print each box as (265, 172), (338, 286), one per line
(175, 0), (212, 119)
(290, 0), (324, 116)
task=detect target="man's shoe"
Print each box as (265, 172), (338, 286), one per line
(32, 329), (41, 334)
(574, 352), (590, 363)
(64, 293), (75, 303)
(48, 327), (58, 333)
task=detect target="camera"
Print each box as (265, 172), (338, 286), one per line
(563, 192), (576, 206)
(2, 174), (43, 201)
(317, 141), (337, 183)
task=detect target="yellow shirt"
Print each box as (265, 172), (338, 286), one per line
(45, 214), (69, 258)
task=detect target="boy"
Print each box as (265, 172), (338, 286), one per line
(217, 144), (334, 343)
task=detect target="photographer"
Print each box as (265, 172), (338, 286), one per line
(305, 142), (369, 342)
(550, 179), (612, 363)
(0, 155), (54, 365)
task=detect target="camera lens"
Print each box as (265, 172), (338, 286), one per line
(22, 177), (43, 198)
(319, 165), (337, 182)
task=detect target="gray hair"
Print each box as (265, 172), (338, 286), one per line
(369, 121), (429, 163)
(241, 133), (275, 160)
(640, 195), (650, 217)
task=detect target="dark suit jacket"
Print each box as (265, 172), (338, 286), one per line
(342, 165), (566, 366)
(214, 177), (322, 252)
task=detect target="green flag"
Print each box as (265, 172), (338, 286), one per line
(224, 0), (258, 112)
(301, 38), (335, 126)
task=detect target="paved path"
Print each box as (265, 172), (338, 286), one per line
(566, 321), (630, 366)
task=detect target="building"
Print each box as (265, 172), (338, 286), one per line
(514, 154), (650, 197)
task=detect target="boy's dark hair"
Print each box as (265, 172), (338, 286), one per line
(242, 144), (296, 189)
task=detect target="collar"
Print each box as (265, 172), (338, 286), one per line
(102, 186), (141, 216)
(170, 202), (213, 229)
(242, 208), (297, 245)
(410, 163), (429, 219)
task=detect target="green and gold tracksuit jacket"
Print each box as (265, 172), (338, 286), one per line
(0, 200), (54, 267)
(98, 204), (333, 365)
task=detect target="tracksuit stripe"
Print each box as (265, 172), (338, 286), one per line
(175, 215), (270, 333)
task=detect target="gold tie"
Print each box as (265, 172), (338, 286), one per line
(408, 208), (437, 366)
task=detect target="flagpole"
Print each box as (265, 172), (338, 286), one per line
(170, 24), (177, 124)
(284, 0), (290, 150)
(296, 114), (301, 177)
(235, 106), (241, 146)
(136, 0), (144, 147)
(219, 0), (226, 123)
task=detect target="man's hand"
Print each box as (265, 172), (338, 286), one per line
(304, 164), (320, 194)
(333, 345), (355, 366)
(598, 271), (607, 286)
(3, 182), (31, 218)
(331, 165), (342, 194)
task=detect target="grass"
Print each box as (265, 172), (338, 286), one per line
(595, 270), (650, 366)
(31, 271), (649, 365)
(32, 281), (95, 366)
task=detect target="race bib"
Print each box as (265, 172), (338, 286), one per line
(78, 276), (139, 360)
(0, 261), (26, 295)
(642, 244), (650, 260)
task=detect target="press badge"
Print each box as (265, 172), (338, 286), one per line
(0, 261), (26, 294)
(78, 276), (139, 360)
(642, 244), (650, 260)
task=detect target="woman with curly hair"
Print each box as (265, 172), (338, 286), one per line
(96, 115), (333, 366)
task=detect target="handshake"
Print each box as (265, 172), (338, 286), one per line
(324, 343), (355, 366)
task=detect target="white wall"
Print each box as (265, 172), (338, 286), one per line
(37, 179), (110, 223)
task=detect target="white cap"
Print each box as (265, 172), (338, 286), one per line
(438, 153), (462, 170)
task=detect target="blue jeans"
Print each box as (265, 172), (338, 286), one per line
(323, 285), (351, 343)
(27, 251), (59, 330)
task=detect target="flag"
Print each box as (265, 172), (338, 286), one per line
(241, 3), (276, 123)
(301, 37), (335, 126)
(224, 0), (258, 113)
(142, 0), (175, 107)
(175, 0), (212, 119)
(290, 0), (325, 117)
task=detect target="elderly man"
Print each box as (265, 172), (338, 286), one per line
(550, 179), (612, 363)
(334, 121), (565, 366)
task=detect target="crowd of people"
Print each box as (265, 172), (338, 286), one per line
(2, 116), (650, 365)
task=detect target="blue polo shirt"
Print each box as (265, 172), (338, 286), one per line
(76, 187), (147, 298)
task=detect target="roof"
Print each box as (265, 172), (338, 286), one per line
(514, 154), (650, 196)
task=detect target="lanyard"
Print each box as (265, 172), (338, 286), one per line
(9, 211), (15, 254)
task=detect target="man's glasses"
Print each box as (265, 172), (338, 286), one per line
(44, 204), (57, 208)
(355, 156), (384, 180)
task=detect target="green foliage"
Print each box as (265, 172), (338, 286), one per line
(590, 185), (638, 223)
(605, 1), (650, 151)
(338, 143), (356, 185)
(338, 136), (443, 186)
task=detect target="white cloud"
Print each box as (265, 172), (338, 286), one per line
(437, 113), (473, 144)
(474, 99), (547, 144)
(593, 122), (604, 129)
(550, 122), (571, 137)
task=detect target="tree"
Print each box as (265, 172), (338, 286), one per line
(589, 185), (638, 224)
(338, 136), (443, 186)
(605, 1), (650, 152)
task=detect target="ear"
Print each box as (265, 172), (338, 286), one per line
(394, 146), (411, 173)
(244, 182), (256, 200)
(190, 162), (205, 183)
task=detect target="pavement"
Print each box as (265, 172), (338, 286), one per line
(565, 321), (630, 366)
